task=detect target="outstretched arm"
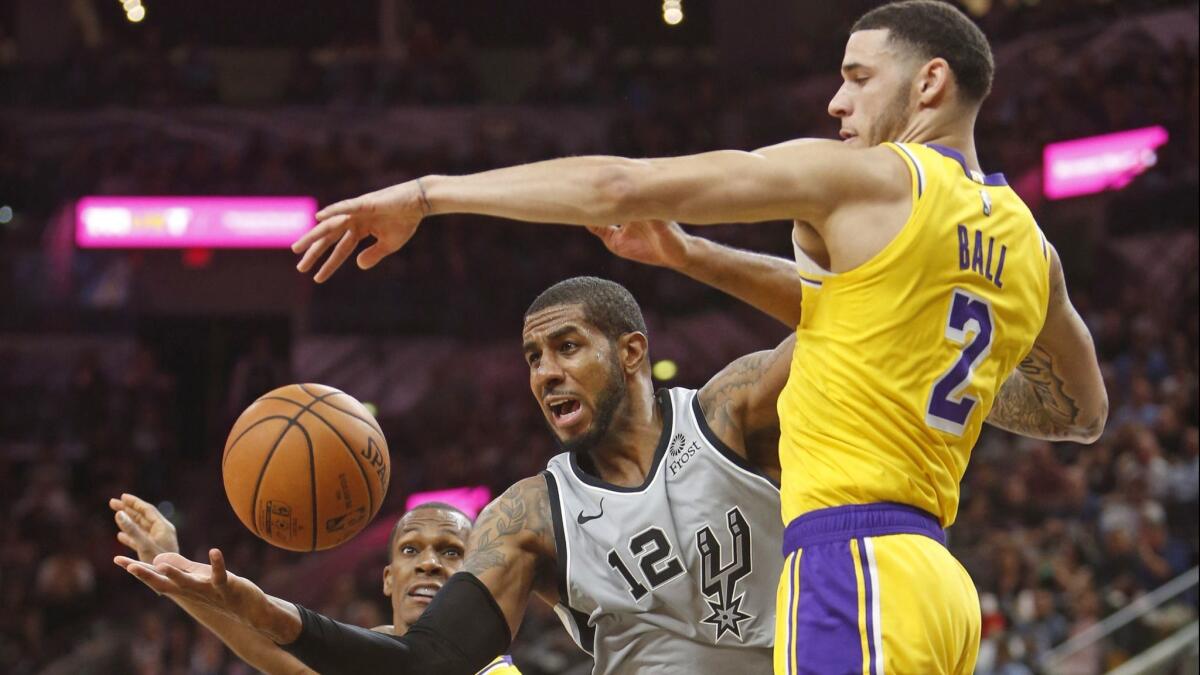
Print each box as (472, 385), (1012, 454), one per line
(110, 494), (314, 675)
(697, 334), (796, 480)
(293, 140), (908, 282)
(589, 220), (803, 328)
(986, 246), (1107, 442)
(114, 477), (556, 675)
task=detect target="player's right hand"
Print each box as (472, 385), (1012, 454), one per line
(110, 493), (180, 563)
(116, 549), (270, 628)
(587, 220), (691, 269)
(293, 181), (427, 283)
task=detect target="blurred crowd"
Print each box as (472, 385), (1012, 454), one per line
(1, 230), (1195, 675)
(1, 1), (1198, 674)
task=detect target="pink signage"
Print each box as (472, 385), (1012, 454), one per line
(1043, 126), (1169, 200)
(405, 486), (493, 520)
(76, 196), (316, 248)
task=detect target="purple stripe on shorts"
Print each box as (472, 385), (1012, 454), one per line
(793, 541), (863, 674)
(858, 539), (877, 675)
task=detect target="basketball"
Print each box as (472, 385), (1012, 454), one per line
(222, 384), (390, 552)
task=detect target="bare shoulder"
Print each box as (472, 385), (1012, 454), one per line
(860, 144), (915, 199)
(464, 476), (556, 578)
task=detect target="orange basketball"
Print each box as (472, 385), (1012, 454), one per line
(222, 383), (390, 552)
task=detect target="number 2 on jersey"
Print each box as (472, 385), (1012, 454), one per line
(926, 289), (994, 435)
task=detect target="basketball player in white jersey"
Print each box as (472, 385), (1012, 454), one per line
(116, 266), (801, 674)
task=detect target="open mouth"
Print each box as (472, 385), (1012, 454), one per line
(407, 583), (441, 603)
(547, 397), (584, 428)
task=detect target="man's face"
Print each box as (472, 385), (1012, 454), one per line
(522, 304), (627, 454)
(382, 509), (471, 629)
(828, 29), (918, 148)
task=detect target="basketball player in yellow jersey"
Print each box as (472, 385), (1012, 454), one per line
(295, 2), (1108, 673)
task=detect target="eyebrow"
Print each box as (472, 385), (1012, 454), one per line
(522, 324), (583, 353)
(841, 62), (866, 75)
(396, 531), (467, 544)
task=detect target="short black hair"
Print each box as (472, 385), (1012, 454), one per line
(525, 276), (647, 341)
(388, 501), (472, 560)
(852, 0), (994, 103)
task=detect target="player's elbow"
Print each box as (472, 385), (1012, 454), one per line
(592, 164), (643, 222)
(1072, 394), (1108, 444)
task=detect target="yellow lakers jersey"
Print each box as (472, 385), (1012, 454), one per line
(778, 142), (1051, 527)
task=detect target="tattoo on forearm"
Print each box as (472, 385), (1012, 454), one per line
(464, 478), (553, 578)
(988, 345), (1097, 439)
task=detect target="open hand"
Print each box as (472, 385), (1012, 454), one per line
(110, 493), (180, 563)
(587, 220), (691, 269)
(293, 181), (428, 283)
(116, 549), (267, 623)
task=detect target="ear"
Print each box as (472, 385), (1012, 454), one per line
(617, 332), (649, 374)
(382, 564), (394, 596)
(917, 57), (951, 107)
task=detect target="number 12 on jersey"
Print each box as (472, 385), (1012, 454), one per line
(926, 289), (995, 436)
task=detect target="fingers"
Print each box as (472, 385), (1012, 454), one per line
(315, 197), (366, 222)
(114, 510), (149, 541)
(153, 552), (191, 569)
(314, 230), (360, 283)
(209, 549), (228, 586)
(120, 493), (162, 523)
(292, 213), (349, 256)
(356, 239), (398, 271)
(116, 557), (175, 595)
(295, 230), (340, 273)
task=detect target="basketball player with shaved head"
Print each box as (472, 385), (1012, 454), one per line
(110, 494), (520, 674)
(285, 1), (1108, 672)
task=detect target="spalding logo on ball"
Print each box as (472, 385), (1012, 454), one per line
(222, 383), (390, 551)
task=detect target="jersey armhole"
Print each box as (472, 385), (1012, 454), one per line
(883, 142), (926, 203)
(540, 470), (596, 655)
(689, 394), (780, 490)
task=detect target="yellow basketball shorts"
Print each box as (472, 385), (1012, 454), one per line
(773, 503), (980, 675)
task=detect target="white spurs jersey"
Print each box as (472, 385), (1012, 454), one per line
(542, 388), (782, 674)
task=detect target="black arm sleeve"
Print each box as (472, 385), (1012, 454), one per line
(278, 572), (511, 675)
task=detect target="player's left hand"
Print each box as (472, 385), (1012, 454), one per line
(587, 220), (692, 269)
(110, 493), (180, 563)
(116, 549), (268, 624)
(293, 181), (428, 283)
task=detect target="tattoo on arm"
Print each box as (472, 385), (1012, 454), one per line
(987, 345), (1097, 440)
(463, 478), (554, 579)
(699, 339), (791, 443)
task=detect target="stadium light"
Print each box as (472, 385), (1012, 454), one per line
(663, 0), (684, 26)
(127, 5), (146, 22)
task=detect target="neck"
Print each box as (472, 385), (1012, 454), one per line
(898, 107), (981, 172)
(585, 376), (662, 487)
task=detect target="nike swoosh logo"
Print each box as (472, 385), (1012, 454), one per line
(577, 498), (605, 525)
